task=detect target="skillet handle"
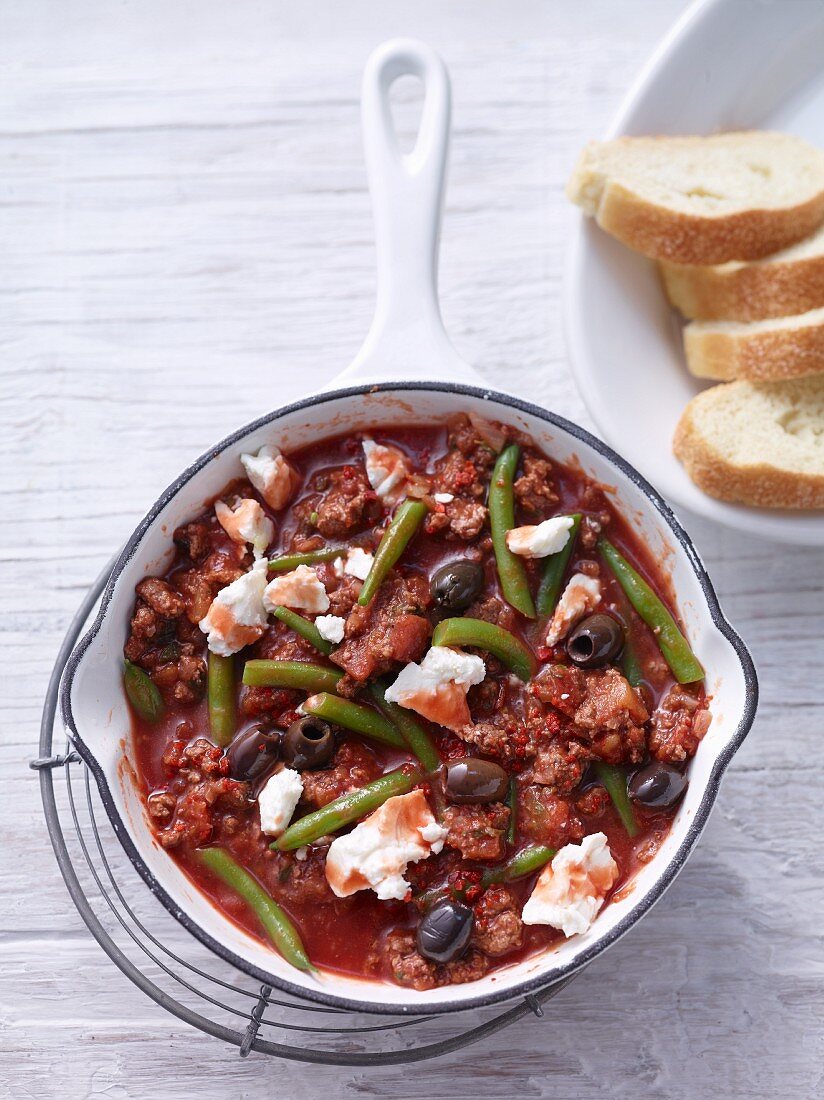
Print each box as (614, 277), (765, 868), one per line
(333, 38), (481, 388)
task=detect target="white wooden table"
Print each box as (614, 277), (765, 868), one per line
(3, 1), (822, 1096)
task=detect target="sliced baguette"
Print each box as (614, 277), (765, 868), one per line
(660, 222), (824, 321)
(673, 377), (824, 508)
(567, 132), (824, 264)
(684, 307), (824, 382)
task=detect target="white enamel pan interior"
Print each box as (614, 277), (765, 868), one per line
(61, 39), (757, 1015)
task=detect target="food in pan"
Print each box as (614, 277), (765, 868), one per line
(123, 416), (710, 988)
(568, 130), (824, 508)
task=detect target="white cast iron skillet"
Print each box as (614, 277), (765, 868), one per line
(61, 39), (757, 1015)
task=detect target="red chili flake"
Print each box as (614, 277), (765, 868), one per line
(278, 709), (301, 728)
(542, 712), (562, 737)
(536, 645), (552, 662)
(439, 736), (470, 761)
(453, 461), (478, 489)
(218, 755), (230, 775)
(448, 867), (482, 900)
(342, 465), (357, 480)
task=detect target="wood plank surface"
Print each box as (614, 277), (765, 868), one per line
(1, 2), (821, 1097)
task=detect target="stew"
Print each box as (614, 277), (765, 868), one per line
(124, 415), (711, 990)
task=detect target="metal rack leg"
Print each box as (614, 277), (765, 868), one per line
(240, 985), (272, 1058)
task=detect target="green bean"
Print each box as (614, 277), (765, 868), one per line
(593, 761), (638, 838)
(358, 499), (427, 606)
(301, 692), (405, 749)
(535, 513), (581, 616)
(196, 847), (312, 971)
(268, 547), (344, 572)
(273, 768), (416, 851)
(242, 660), (342, 694)
(369, 681), (441, 772)
(271, 606), (333, 656)
(598, 539), (704, 684)
(489, 444), (535, 618)
(208, 653), (236, 747)
(431, 617), (537, 682)
(621, 633), (645, 690)
(415, 844), (555, 909)
(413, 882), (451, 910)
(610, 581), (646, 689)
(506, 777), (517, 845)
(480, 844), (556, 889)
(123, 660), (164, 724)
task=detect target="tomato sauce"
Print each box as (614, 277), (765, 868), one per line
(129, 420), (706, 986)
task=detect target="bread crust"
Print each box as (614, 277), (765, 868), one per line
(597, 181), (824, 265)
(684, 316), (824, 381)
(673, 398), (824, 509)
(660, 253), (824, 322)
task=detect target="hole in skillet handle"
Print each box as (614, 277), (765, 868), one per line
(388, 73), (425, 156)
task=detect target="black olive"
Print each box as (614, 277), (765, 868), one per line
(417, 901), (474, 963)
(282, 716), (335, 771)
(430, 560), (484, 613)
(629, 761), (688, 809)
(445, 758), (509, 804)
(566, 613), (624, 668)
(225, 725), (280, 792)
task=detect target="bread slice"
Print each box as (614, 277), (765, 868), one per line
(683, 307), (824, 382)
(567, 132), (824, 264)
(660, 222), (824, 321)
(673, 377), (824, 508)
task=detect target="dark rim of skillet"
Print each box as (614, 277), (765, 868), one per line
(60, 380), (759, 1016)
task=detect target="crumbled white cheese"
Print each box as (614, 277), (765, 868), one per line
(258, 769), (304, 837)
(325, 790), (447, 901)
(522, 832), (619, 937)
(506, 515), (574, 559)
(342, 547), (373, 580)
(214, 498), (274, 558)
(362, 438), (409, 503)
(263, 564), (330, 614)
(420, 821), (446, 844)
(241, 444), (297, 511)
(315, 614), (346, 644)
(295, 846), (310, 862)
(199, 558), (269, 656)
(332, 547), (373, 580)
(433, 492), (454, 504)
(384, 646), (486, 732)
(545, 573), (601, 645)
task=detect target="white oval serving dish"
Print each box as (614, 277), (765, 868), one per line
(565, 0), (824, 545)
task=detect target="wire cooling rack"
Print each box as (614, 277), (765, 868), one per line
(34, 566), (576, 1065)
